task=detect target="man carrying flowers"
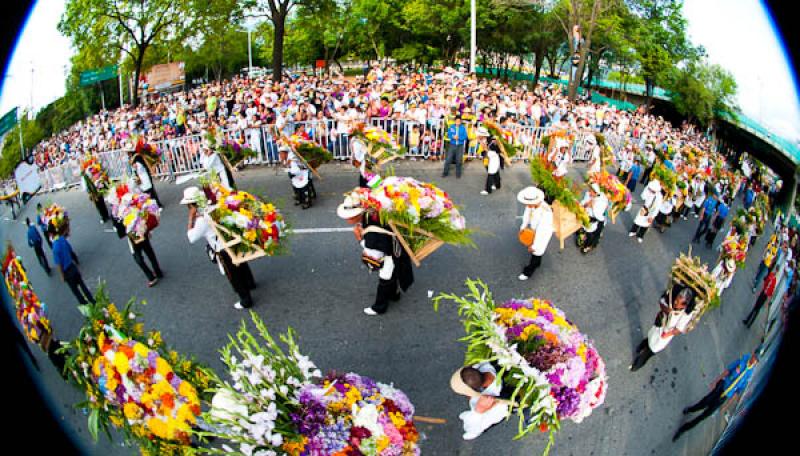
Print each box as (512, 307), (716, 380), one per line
(517, 186), (555, 281)
(337, 195), (414, 316)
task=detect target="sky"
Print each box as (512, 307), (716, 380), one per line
(0, 0), (799, 144)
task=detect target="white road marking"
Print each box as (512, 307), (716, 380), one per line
(291, 227), (353, 234)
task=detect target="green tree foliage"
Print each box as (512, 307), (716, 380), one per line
(667, 62), (737, 126)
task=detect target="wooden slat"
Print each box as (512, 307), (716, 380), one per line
(210, 220), (267, 265)
(387, 220), (445, 267)
(413, 416), (447, 425)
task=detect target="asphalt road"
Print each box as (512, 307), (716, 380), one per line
(1, 160), (768, 455)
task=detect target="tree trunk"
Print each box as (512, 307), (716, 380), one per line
(132, 48), (146, 107)
(272, 14), (286, 83)
(644, 78), (654, 107)
(533, 47), (544, 87)
(568, 0), (602, 101)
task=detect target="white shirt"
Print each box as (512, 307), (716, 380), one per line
(635, 189), (662, 227)
(711, 262), (735, 293)
(520, 204), (554, 256)
(202, 152), (230, 188)
(187, 213), (222, 253)
(133, 161), (152, 191)
(288, 160), (310, 188)
(486, 149), (500, 174)
(648, 308), (692, 353)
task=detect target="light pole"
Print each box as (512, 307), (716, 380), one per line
(248, 28), (253, 76)
(17, 108), (25, 160)
(470, 0), (476, 73)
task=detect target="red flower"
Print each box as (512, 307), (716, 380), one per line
(539, 423), (549, 433)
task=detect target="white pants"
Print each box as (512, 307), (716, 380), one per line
(459, 403), (509, 438)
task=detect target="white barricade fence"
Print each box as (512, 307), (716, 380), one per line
(37, 119), (649, 193)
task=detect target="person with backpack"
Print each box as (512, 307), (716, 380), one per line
(478, 128), (501, 195)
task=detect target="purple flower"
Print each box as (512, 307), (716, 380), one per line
(498, 299), (532, 310)
(553, 387), (581, 418)
(147, 351), (157, 368)
(505, 321), (534, 340)
(540, 309), (555, 322)
(290, 400), (327, 436)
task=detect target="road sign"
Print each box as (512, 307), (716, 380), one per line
(0, 107), (18, 137)
(80, 65), (118, 87)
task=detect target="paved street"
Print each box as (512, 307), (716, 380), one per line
(1, 160), (766, 455)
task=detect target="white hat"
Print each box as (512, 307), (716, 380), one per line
(725, 258), (736, 271)
(336, 195), (364, 219)
(476, 127), (490, 137)
(450, 368), (480, 398)
(647, 180), (661, 192)
(180, 186), (203, 205)
(517, 186), (545, 205)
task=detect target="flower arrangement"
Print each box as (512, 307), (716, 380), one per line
(541, 130), (574, 154)
(671, 253), (721, 319)
(483, 120), (518, 157)
(81, 154), (112, 197)
(345, 176), (473, 252)
(349, 123), (406, 161)
(588, 171), (631, 212)
(199, 313), (421, 456)
(42, 203), (69, 237)
(60, 286), (211, 455)
(649, 164), (677, 196)
(530, 156), (590, 226)
(434, 280), (607, 451)
(206, 182), (287, 256)
(3, 247), (52, 346)
(109, 184), (161, 240)
(720, 233), (748, 269)
(134, 136), (162, 169)
(218, 138), (258, 168)
(286, 135), (332, 169)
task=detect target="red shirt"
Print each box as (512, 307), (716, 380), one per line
(762, 272), (777, 297)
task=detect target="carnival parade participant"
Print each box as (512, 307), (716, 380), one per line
(517, 186), (554, 281)
(81, 169), (110, 224)
(201, 142), (236, 189)
(128, 147), (162, 207)
(350, 133), (371, 188)
(630, 285), (695, 371)
(26, 217), (51, 274)
(287, 152), (314, 209)
(579, 183), (609, 253)
(704, 195), (729, 248)
(36, 203), (52, 249)
(452, 364), (510, 440)
(337, 195), (414, 315)
(630, 180), (663, 243)
(52, 223), (94, 305)
(654, 192), (675, 233)
(711, 258), (737, 296)
(743, 269), (777, 329)
(477, 127), (501, 195)
(692, 193), (718, 244)
(181, 186), (256, 310)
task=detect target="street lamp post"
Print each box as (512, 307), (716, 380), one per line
(248, 28), (253, 76)
(470, 0), (476, 73)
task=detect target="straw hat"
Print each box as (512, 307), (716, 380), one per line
(336, 195), (364, 219)
(450, 368), (481, 398)
(725, 258), (736, 271)
(517, 186), (544, 205)
(180, 186), (203, 205)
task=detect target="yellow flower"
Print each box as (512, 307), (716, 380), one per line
(114, 352), (131, 376)
(97, 332), (106, 350)
(376, 436), (390, 453)
(146, 417), (171, 440)
(389, 411), (406, 430)
(176, 403), (197, 426)
(110, 415), (124, 428)
(133, 342), (149, 357)
(243, 230), (257, 242)
(152, 379), (174, 398)
(577, 344), (588, 362)
(149, 331), (163, 347)
(178, 381), (197, 399)
(92, 357), (103, 378)
(124, 402), (143, 420)
(344, 387), (363, 409)
(521, 324), (540, 341)
(134, 323), (144, 337)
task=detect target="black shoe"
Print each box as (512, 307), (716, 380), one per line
(672, 431), (683, 442)
(682, 407), (690, 415)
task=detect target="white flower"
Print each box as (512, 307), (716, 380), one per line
(222, 444), (234, 453)
(128, 312), (135, 320)
(287, 377), (300, 387)
(260, 389), (276, 400)
(240, 443), (255, 456)
(254, 450), (277, 456)
(353, 403), (383, 436)
(269, 433), (283, 447)
(278, 385), (288, 396)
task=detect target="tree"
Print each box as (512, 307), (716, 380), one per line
(667, 61), (737, 127)
(249, 0), (302, 83)
(59, 0), (192, 107)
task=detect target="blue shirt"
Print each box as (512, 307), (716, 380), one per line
(744, 189), (755, 207)
(629, 164), (641, 182)
(27, 225), (42, 247)
(447, 124), (468, 145)
(52, 236), (75, 272)
(721, 354), (755, 398)
(664, 160), (675, 171)
(715, 202), (729, 220)
(702, 198), (718, 216)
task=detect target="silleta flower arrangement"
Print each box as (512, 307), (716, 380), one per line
(199, 313), (421, 456)
(434, 279), (607, 452)
(81, 154), (112, 197)
(649, 164), (677, 197)
(588, 171), (631, 213)
(207, 182), (286, 256)
(60, 287), (211, 455)
(346, 176), (473, 252)
(3, 246), (52, 346)
(109, 184), (161, 240)
(720, 233), (748, 269)
(349, 123), (406, 160)
(219, 138), (258, 168)
(483, 119), (518, 157)
(42, 203), (69, 236)
(286, 135), (332, 169)
(134, 136), (162, 169)
(530, 156), (590, 226)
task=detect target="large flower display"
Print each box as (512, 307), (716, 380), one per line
(218, 138), (258, 168)
(588, 171), (631, 213)
(61, 287), (210, 455)
(530, 156), (590, 226)
(206, 182), (287, 256)
(81, 154), (112, 197)
(201, 313), (421, 455)
(346, 176), (473, 252)
(434, 280), (607, 451)
(109, 184), (161, 239)
(42, 203), (69, 236)
(349, 123), (406, 162)
(483, 119), (518, 157)
(3, 247), (52, 346)
(134, 136), (162, 169)
(720, 233), (748, 268)
(286, 134), (332, 169)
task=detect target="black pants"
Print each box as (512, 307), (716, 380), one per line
(485, 172), (501, 193)
(359, 174), (369, 189)
(655, 212), (669, 231)
(293, 184), (312, 208)
(522, 253), (543, 277)
(631, 337), (655, 371)
(371, 252), (414, 314)
(675, 380), (726, 437)
(641, 166), (653, 184)
(630, 224), (648, 239)
(744, 291), (770, 328)
(63, 264), (94, 305)
(692, 217), (711, 243)
(46, 337), (67, 378)
(131, 238), (163, 281)
(442, 143), (465, 178)
(218, 250), (254, 308)
(32, 244), (50, 273)
(586, 221), (605, 249)
(94, 198), (109, 222)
